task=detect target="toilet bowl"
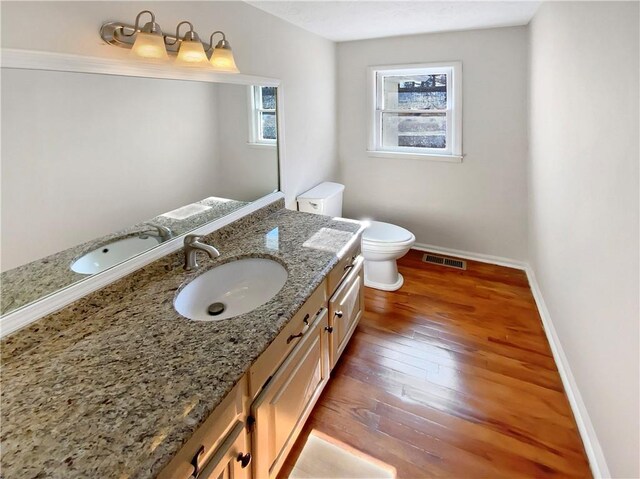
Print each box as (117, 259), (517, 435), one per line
(297, 182), (415, 291)
(362, 221), (415, 291)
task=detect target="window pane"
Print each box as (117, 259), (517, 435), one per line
(382, 112), (446, 149)
(261, 87), (276, 110)
(383, 74), (447, 110)
(261, 112), (277, 140)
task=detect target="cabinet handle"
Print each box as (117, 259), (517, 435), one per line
(237, 452), (252, 468)
(334, 311), (343, 318)
(190, 445), (205, 478)
(324, 326), (333, 333)
(287, 314), (310, 344)
(344, 264), (354, 272)
(287, 326), (308, 343)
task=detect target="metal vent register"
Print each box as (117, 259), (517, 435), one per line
(422, 253), (467, 270)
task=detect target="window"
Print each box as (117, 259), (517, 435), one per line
(369, 62), (462, 160)
(249, 85), (277, 146)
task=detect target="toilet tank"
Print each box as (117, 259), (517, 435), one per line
(297, 182), (345, 217)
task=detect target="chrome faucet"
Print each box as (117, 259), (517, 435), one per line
(183, 234), (220, 270)
(144, 223), (173, 241)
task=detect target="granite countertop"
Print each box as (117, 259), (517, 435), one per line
(0, 197), (248, 315)
(0, 204), (364, 479)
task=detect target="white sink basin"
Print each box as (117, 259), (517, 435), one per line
(174, 258), (288, 321)
(71, 235), (162, 275)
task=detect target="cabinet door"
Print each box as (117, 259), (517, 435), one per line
(198, 421), (251, 479)
(329, 256), (364, 370)
(251, 309), (330, 479)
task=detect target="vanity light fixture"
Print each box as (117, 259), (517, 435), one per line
(125, 11), (168, 60)
(208, 31), (240, 73)
(99, 11), (240, 73)
(171, 21), (209, 66)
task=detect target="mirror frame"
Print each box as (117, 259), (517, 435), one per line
(0, 48), (287, 337)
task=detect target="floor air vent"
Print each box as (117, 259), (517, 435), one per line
(422, 253), (467, 270)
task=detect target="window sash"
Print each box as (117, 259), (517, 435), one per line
(370, 63), (461, 158)
(258, 111), (276, 141)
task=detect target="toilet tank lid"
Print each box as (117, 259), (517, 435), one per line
(363, 221), (414, 243)
(297, 182), (345, 201)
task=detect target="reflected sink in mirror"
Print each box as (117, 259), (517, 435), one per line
(71, 235), (164, 275)
(174, 258), (288, 321)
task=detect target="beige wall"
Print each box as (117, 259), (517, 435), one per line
(0, 1), (338, 209)
(337, 26), (529, 260)
(528, 2), (639, 477)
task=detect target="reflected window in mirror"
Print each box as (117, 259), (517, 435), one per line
(249, 86), (277, 146)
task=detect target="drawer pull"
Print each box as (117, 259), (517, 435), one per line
(287, 315), (310, 344)
(344, 264), (354, 272)
(334, 311), (343, 318)
(237, 452), (252, 468)
(190, 445), (205, 478)
(324, 326), (334, 333)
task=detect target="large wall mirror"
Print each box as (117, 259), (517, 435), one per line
(1, 59), (281, 317)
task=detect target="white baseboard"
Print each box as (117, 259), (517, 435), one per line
(411, 242), (610, 478)
(524, 266), (611, 478)
(412, 242), (527, 270)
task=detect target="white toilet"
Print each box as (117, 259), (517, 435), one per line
(297, 182), (415, 291)
(360, 221), (415, 291)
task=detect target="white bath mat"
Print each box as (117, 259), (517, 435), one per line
(289, 431), (396, 479)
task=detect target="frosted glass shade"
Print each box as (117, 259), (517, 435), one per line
(130, 32), (168, 60)
(209, 46), (239, 73)
(176, 40), (209, 66)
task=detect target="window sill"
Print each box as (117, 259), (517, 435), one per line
(247, 142), (277, 150)
(367, 150), (463, 163)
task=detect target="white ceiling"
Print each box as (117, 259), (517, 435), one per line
(247, 1), (541, 42)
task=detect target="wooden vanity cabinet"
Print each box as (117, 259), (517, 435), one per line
(328, 255), (364, 370)
(250, 308), (330, 479)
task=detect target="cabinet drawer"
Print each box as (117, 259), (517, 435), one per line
(326, 239), (361, 297)
(197, 421), (251, 479)
(158, 377), (247, 479)
(249, 281), (327, 399)
(329, 255), (364, 370)
(251, 309), (330, 479)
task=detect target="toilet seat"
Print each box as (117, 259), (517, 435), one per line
(363, 221), (415, 246)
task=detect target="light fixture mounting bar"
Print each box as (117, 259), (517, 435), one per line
(100, 22), (213, 55)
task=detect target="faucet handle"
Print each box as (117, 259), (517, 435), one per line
(184, 234), (202, 245)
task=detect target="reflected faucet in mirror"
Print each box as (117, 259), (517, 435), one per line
(143, 223), (173, 241)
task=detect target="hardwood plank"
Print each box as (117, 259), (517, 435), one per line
(279, 249), (592, 479)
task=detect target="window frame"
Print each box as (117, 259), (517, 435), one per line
(367, 62), (463, 162)
(248, 85), (277, 147)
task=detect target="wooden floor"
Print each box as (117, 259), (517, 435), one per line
(279, 250), (592, 479)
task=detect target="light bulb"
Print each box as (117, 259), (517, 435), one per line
(209, 41), (239, 73)
(131, 31), (168, 60)
(176, 40), (209, 66)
